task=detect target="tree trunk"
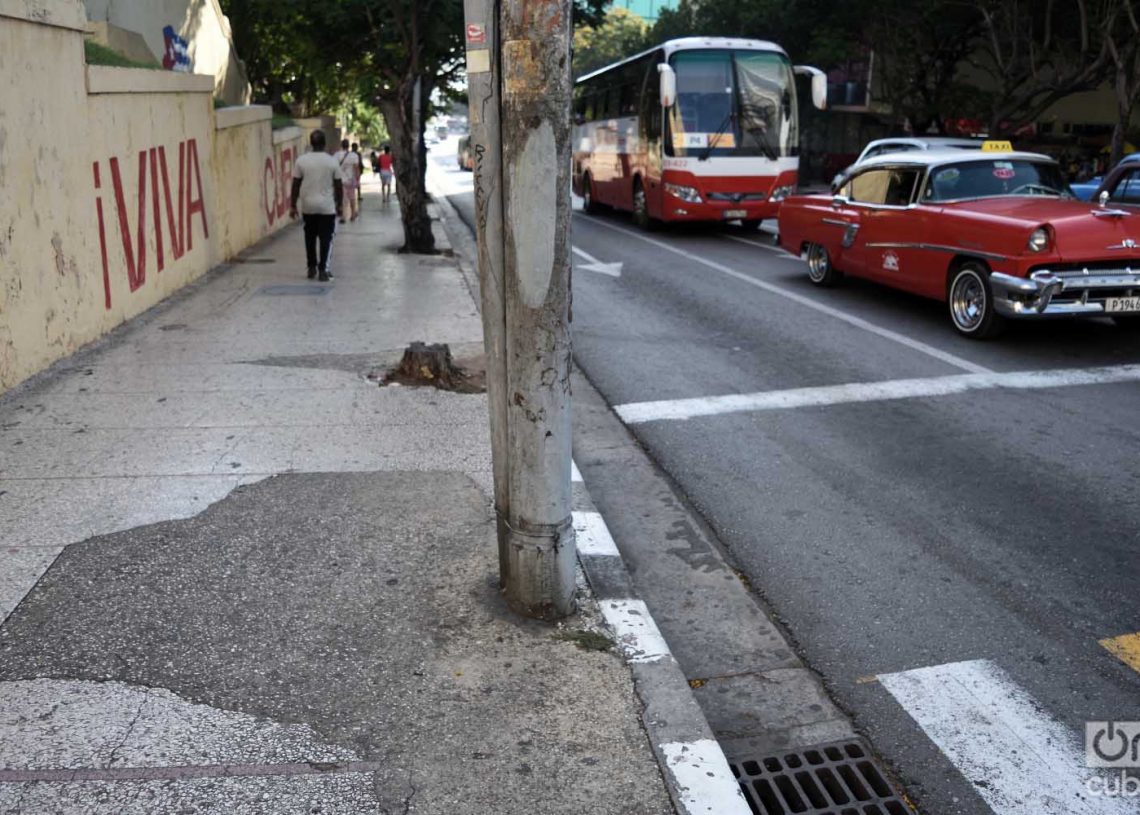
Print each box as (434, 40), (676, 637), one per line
(1111, 64), (1130, 168)
(378, 85), (437, 255)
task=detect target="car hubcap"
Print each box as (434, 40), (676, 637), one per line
(807, 244), (829, 282)
(951, 271), (986, 331)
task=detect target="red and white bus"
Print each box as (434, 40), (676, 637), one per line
(572, 37), (826, 227)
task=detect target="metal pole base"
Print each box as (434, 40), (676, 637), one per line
(501, 520), (577, 620)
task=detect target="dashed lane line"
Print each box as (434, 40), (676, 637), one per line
(878, 659), (1136, 815)
(1100, 632), (1140, 674)
(614, 364), (1140, 424)
(577, 214), (992, 375)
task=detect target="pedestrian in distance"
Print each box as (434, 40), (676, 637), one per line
(333, 139), (361, 223)
(378, 145), (394, 203)
(289, 129), (343, 282)
(370, 149), (380, 179)
(352, 142), (364, 207)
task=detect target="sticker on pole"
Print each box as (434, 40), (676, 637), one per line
(466, 49), (490, 74)
(467, 23), (486, 44)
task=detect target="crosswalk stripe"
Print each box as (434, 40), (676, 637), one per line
(878, 659), (1136, 815)
(1100, 632), (1140, 674)
(614, 364), (1140, 424)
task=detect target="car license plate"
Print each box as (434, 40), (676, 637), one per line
(1106, 296), (1140, 312)
(723, 209), (747, 219)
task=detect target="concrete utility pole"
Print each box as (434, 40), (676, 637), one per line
(463, 0), (576, 619)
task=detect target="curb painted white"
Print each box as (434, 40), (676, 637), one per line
(661, 740), (752, 815)
(572, 511), (621, 557)
(599, 599), (673, 664)
(573, 459), (748, 815)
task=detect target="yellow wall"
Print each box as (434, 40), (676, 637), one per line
(0, 4), (302, 394)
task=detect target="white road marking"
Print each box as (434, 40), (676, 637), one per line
(600, 599), (672, 663)
(878, 659), (1136, 815)
(572, 245), (623, 277)
(615, 363), (1140, 424)
(722, 233), (794, 256)
(570, 459), (583, 482)
(572, 511), (621, 557)
(578, 215), (992, 374)
(660, 740), (752, 815)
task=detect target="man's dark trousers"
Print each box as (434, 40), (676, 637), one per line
(302, 214), (336, 273)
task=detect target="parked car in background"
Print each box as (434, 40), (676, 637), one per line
(1092, 154), (1140, 208)
(831, 136), (984, 190)
(457, 135), (474, 171)
(1071, 153), (1140, 201)
(780, 146), (1140, 338)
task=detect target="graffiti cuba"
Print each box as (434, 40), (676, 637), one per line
(263, 144), (297, 226)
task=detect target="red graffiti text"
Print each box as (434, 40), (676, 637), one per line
(93, 139), (209, 309)
(263, 144), (297, 225)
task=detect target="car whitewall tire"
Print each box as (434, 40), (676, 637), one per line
(948, 262), (1005, 339)
(805, 243), (841, 287)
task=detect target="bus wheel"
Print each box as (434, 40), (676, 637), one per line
(582, 174), (601, 214)
(632, 179), (654, 230)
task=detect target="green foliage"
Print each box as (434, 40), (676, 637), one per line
(271, 114), (297, 130)
(345, 99), (390, 146)
(83, 40), (160, 70)
(573, 7), (649, 79)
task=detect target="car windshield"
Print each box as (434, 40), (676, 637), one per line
(924, 159), (1070, 201)
(667, 49), (796, 159)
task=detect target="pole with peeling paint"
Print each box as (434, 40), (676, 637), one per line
(464, 0), (576, 618)
(462, 0), (511, 587)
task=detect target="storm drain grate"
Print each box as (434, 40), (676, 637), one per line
(256, 285), (329, 296)
(730, 740), (910, 815)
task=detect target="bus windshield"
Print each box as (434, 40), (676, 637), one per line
(668, 49), (797, 159)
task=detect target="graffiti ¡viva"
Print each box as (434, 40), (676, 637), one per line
(92, 139), (209, 309)
(263, 145), (297, 226)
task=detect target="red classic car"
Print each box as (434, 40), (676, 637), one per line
(778, 148), (1140, 337)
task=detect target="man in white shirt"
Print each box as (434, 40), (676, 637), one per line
(333, 139), (361, 223)
(289, 130), (343, 282)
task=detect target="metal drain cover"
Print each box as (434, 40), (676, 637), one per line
(256, 285), (329, 296)
(730, 740), (909, 815)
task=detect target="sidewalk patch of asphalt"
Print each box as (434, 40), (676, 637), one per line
(0, 471), (672, 814)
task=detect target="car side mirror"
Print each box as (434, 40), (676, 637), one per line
(831, 194), (848, 208)
(658, 64), (676, 108)
(794, 65), (827, 110)
(1099, 190), (1110, 207)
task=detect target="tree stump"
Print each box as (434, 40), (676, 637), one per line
(382, 342), (482, 392)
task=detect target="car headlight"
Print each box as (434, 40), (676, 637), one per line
(770, 185), (794, 202)
(664, 183), (702, 203)
(1027, 226), (1051, 252)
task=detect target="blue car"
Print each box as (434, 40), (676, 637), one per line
(1070, 153), (1140, 200)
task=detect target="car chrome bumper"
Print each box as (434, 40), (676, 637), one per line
(990, 269), (1140, 318)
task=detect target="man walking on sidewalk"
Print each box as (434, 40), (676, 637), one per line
(290, 130), (343, 282)
(333, 138), (361, 223)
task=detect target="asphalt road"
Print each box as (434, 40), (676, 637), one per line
(429, 143), (1140, 814)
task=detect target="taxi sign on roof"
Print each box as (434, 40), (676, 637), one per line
(981, 140), (1013, 152)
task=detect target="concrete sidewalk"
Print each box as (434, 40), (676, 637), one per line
(0, 180), (674, 813)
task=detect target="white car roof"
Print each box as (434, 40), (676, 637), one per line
(855, 149), (1055, 170)
(864, 137), (983, 150)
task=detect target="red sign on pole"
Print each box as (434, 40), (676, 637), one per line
(467, 23), (486, 44)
